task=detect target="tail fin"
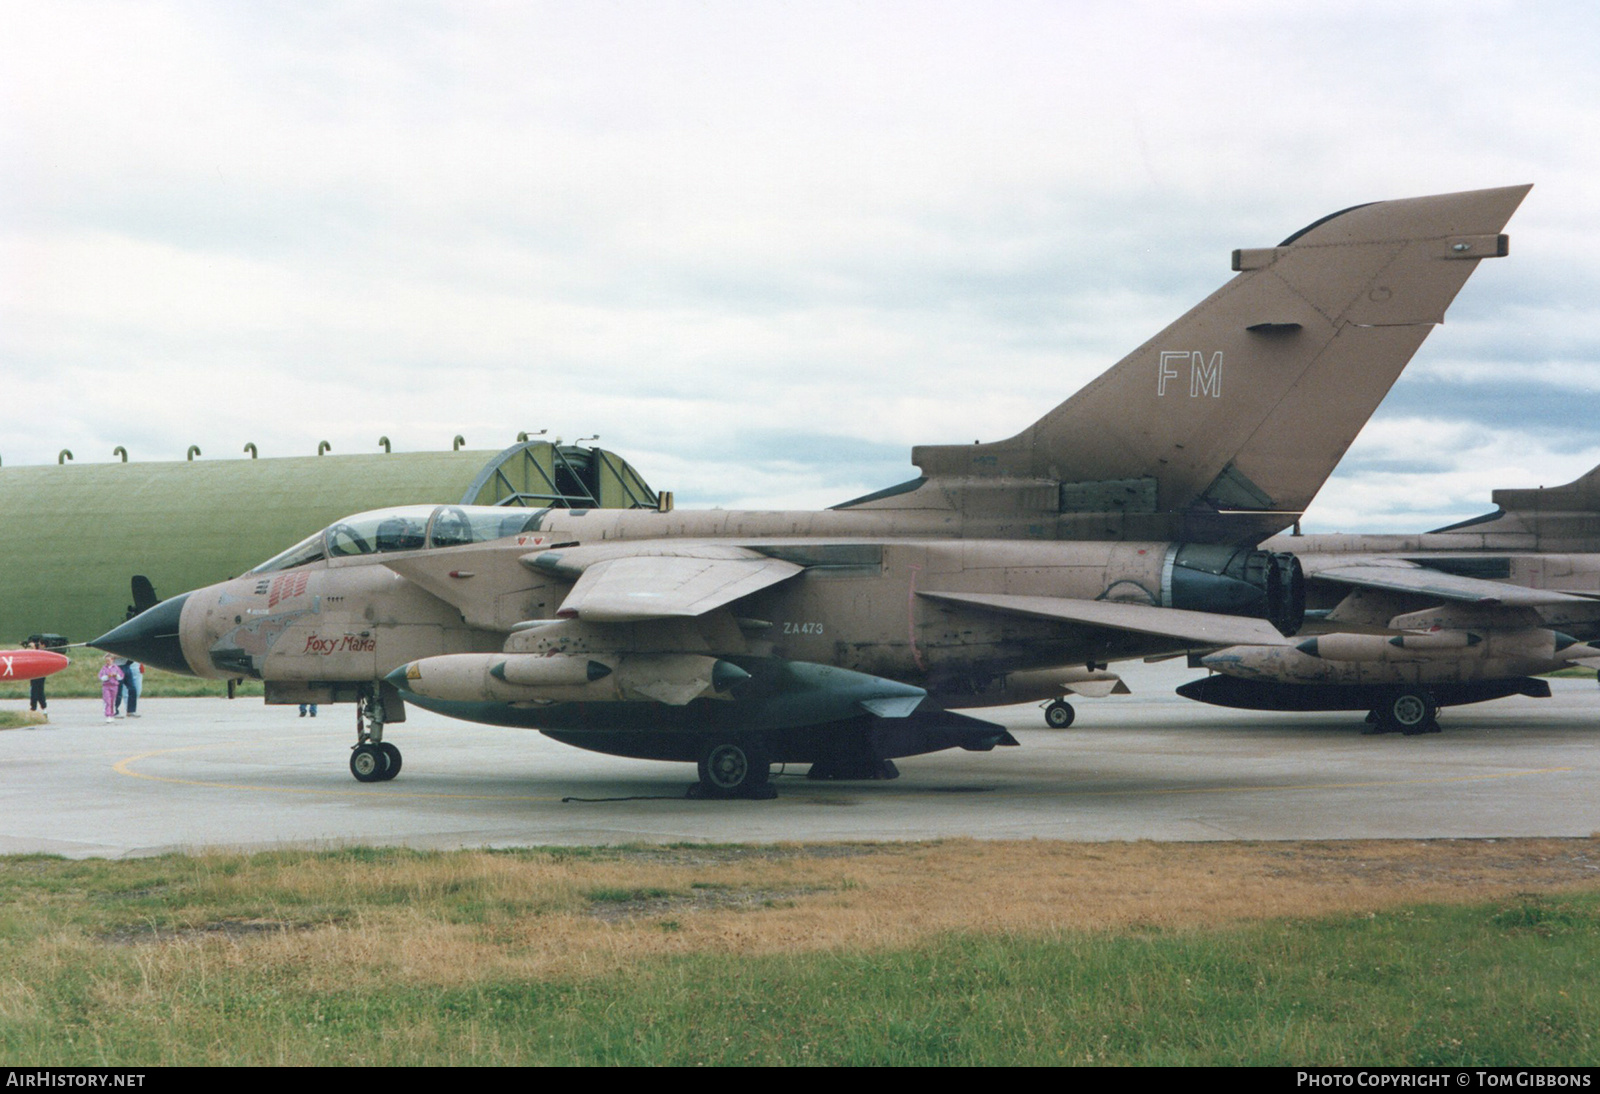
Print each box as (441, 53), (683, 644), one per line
(129, 576), (160, 618)
(1461, 462), (1600, 550)
(1492, 463), (1600, 515)
(845, 185), (1531, 543)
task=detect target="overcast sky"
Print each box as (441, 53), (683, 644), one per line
(4, 1), (1598, 532)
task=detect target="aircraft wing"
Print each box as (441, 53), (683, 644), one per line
(1311, 563), (1594, 607)
(917, 591), (1294, 646)
(538, 550), (805, 623)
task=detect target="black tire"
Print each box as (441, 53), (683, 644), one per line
(1383, 689), (1437, 735)
(378, 742), (402, 780)
(350, 743), (387, 782)
(697, 741), (770, 797)
(1044, 700), (1075, 729)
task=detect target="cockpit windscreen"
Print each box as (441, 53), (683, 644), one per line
(248, 505), (550, 573)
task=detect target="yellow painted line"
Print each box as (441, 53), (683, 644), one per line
(111, 738), (1575, 805)
(770, 766), (1579, 804)
(838, 767), (1578, 802)
(111, 741), (570, 803)
(1034, 767), (1576, 799)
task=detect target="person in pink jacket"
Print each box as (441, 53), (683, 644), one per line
(98, 655), (124, 723)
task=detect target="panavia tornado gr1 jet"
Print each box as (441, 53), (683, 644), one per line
(95, 185), (1529, 796)
(1179, 460), (1600, 734)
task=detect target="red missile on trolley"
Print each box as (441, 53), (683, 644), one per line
(0, 649), (70, 681)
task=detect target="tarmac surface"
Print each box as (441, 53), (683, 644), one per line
(3, 661), (1597, 858)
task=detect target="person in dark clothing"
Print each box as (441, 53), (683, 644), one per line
(121, 659), (143, 717)
(27, 640), (47, 712)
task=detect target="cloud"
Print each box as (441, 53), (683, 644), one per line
(2, 1), (1597, 530)
(1303, 416), (1600, 534)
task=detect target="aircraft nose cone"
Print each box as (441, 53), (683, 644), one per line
(93, 593), (192, 675)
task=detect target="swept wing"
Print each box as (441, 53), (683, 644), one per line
(527, 547), (805, 622)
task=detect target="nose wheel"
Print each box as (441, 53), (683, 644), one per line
(350, 742), (401, 782)
(349, 689), (402, 782)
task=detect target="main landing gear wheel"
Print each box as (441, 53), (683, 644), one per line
(1368, 689), (1439, 736)
(1043, 699), (1075, 728)
(693, 740), (776, 799)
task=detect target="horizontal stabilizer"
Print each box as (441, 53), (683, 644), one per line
(1314, 563), (1594, 606)
(918, 590), (1293, 646)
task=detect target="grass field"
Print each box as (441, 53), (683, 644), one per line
(3, 839), (1598, 1065)
(0, 655), (261, 701)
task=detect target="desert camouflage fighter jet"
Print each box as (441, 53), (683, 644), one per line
(95, 185), (1529, 796)
(1179, 461), (1600, 734)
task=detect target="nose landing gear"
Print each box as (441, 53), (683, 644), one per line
(349, 687), (402, 782)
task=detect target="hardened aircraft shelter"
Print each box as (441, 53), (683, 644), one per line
(0, 439), (659, 644)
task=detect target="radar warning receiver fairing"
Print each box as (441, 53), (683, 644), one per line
(95, 186), (1530, 796)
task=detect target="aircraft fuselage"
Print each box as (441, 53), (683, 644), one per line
(176, 508), (1270, 706)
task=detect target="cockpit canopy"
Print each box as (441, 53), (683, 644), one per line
(248, 505), (550, 574)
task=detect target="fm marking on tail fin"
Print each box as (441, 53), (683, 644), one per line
(1157, 351), (1224, 398)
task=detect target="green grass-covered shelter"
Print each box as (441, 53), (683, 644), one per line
(0, 440), (659, 644)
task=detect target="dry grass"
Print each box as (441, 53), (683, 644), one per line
(85, 838), (1600, 990)
(10, 839), (1600, 1065)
